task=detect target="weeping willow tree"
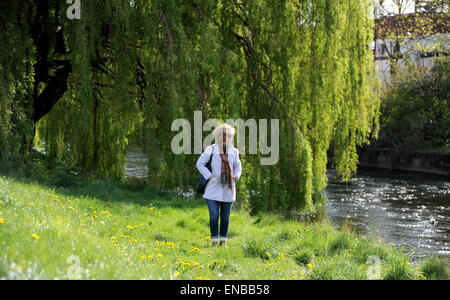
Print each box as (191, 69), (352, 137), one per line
(0, 0), (379, 213)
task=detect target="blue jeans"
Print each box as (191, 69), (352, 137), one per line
(205, 199), (232, 242)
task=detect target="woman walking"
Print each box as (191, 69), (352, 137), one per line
(196, 123), (242, 247)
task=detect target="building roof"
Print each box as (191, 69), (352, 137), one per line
(375, 12), (450, 40)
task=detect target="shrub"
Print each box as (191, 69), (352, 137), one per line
(377, 57), (450, 150)
(242, 238), (274, 260)
(294, 249), (315, 266)
(382, 253), (415, 280)
(420, 256), (449, 280)
(329, 233), (353, 253)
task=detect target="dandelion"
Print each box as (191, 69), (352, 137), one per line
(417, 273), (427, 280)
(0, 218), (4, 225)
(190, 246), (200, 253)
(32, 233), (40, 240)
(68, 206), (75, 211)
(195, 276), (203, 280)
(157, 253), (163, 258)
(173, 271), (180, 277)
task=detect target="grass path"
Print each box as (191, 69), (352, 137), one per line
(0, 159), (441, 280)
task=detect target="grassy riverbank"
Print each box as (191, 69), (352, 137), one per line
(0, 153), (447, 280)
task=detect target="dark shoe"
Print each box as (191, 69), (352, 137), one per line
(219, 241), (226, 246)
(212, 241), (218, 247)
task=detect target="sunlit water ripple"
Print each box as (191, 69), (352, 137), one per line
(325, 168), (450, 259)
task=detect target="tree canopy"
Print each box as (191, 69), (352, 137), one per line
(0, 0), (380, 214)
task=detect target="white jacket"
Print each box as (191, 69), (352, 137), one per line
(196, 143), (242, 202)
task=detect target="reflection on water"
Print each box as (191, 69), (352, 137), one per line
(125, 150), (450, 259)
(125, 150), (148, 179)
(326, 168), (450, 259)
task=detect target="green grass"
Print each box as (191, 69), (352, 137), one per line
(0, 155), (438, 280)
(417, 256), (449, 280)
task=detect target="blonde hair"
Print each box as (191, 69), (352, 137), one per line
(213, 123), (236, 143)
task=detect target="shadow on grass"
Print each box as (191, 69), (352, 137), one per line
(0, 151), (206, 210)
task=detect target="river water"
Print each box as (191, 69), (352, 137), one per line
(325, 168), (449, 259)
(126, 150), (450, 259)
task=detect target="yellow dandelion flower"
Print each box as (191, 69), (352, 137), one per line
(32, 233), (39, 240)
(0, 218), (4, 225)
(68, 206), (75, 211)
(157, 253), (163, 258)
(195, 276), (203, 280)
